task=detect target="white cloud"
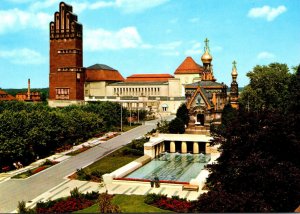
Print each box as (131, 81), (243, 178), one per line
(85, 27), (143, 51)
(248, 5), (287, 21)
(157, 41), (182, 50)
(29, 0), (60, 11)
(29, 0), (168, 13)
(257, 51), (275, 59)
(90, 1), (115, 10)
(185, 42), (202, 56)
(6, 0), (34, 3)
(0, 8), (52, 34)
(0, 48), (46, 64)
(84, 26), (181, 55)
(115, 0), (169, 13)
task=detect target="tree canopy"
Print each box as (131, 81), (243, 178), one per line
(196, 63), (300, 212)
(0, 101), (128, 169)
(239, 63), (291, 112)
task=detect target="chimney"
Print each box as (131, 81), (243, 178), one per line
(27, 78), (30, 100)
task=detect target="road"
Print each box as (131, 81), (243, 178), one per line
(0, 122), (160, 212)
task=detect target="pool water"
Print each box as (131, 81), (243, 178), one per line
(125, 153), (211, 182)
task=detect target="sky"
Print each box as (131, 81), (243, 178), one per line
(0, 0), (299, 89)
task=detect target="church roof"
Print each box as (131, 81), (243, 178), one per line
(185, 80), (226, 88)
(174, 57), (204, 74)
(86, 64), (124, 82)
(125, 74), (174, 82)
(0, 89), (16, 101)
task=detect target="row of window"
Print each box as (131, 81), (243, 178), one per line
(57, 67), (83, 72)
(113, 87), (160, 96)
(55, 88), (69, 100)
(57, 49), (81, 54)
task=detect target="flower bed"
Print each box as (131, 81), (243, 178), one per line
(144, 193), (193, 213)
(66, 146), (91, 156)
(36, 197), (93, 213)
(155, 197), (192, 212)
(12, 160), (58, 179)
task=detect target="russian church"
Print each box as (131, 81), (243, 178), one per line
(48, 2), (239, 128)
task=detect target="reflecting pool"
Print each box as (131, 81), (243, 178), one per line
(125, 153), (211, 182)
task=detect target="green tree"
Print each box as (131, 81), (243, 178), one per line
(176, 103), (189, 125)
(239, 63), (291, 112)
(168, 118), (185, 134)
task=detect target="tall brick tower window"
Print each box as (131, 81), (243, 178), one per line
(49, 2), (85, 107)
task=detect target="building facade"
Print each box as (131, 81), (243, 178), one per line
(48, 2), (85, 107)
(49, 2), (239, 123)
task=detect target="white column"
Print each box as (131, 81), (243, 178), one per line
(193, 142), (199, 154)
(181, 141), (187, 153)
(170, 141), (175, 153)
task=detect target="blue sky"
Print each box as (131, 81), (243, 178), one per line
(0, 0), (299, 89)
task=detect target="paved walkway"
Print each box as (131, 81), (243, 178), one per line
(0, 133), (110, 183)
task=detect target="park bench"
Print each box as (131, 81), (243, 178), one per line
(182, 184), (199, 191)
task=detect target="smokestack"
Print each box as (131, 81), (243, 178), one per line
(27, 78), (30, 100)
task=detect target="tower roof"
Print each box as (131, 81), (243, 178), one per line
(174, 57), (203, 74)
(86, 64), (124, 82)
(231, 60), (238, 77)
(201, 38), (213, 64)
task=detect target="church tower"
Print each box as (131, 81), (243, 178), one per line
(49, 2), (85, 107)
(201, 38), (216, 81)
(230, 61), (239, 109)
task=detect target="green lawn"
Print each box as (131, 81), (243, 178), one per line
(83, 149), (139, 173)
(75, 195), (171, 213)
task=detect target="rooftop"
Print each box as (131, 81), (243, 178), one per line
(174, 57), (204, 75)
(86, 64), (117, 71)
(185, 80), (226, 88)
(86, 64), (124, 82)
(125, 74), (174, 82)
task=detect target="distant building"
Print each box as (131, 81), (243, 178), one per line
(15, 79), (41, 102)
(48, 2), (239, 124)
(0, 89), (15, 101)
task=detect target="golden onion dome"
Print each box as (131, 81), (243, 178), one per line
(201, 38), (213, 64)
(231, 60), (238, 77)
(201, 50), (213, 64)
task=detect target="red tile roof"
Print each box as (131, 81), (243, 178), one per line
(86, 67), (125, 82)
(0, 89), (16, 101)
(174, 56), (204, 74)
(125, 74), (174, 82)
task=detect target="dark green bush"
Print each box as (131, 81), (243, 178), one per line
(144, 193), (167, 205)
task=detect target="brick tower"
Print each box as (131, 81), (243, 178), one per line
(49, 2), (85, 107)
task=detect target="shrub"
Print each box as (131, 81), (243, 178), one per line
(83, 191), (100, 201)
(70, 187), (82, 198)
(76, 168), (91, 180)
(168, 118), (185, 134)
(144, 193), (167, 205)
(98, 192), (120, 213)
